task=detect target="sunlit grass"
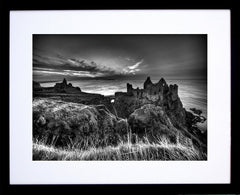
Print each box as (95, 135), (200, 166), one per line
(33, 135), (206, 161)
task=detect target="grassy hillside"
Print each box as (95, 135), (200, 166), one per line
(33, 136), (206, 160)
(33, 98), (207, 160)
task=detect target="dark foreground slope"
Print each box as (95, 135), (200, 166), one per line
(33, 98), (206, 160)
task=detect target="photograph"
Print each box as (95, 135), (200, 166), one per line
(32, 34), (207, 161)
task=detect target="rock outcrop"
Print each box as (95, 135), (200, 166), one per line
(128, 104), (193, 146)
(33, 81), (42, 91)
(128, 104), (178, 142)
(33, 98), (128, 148)
(190, 108), (203, 116)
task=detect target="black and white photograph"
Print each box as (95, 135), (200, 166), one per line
(32, 34), (207, 160)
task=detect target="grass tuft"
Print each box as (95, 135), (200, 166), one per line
(33, 135), (206, 160)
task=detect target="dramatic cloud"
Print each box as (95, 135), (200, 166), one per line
(33, 35), (207, 82)
(33, 51), (118, 78)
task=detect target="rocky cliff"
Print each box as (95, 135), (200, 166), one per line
(33, 98), (128, 148)
(114, 77), (206, 149)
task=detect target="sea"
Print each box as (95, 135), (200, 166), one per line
(40, 79), (207, 131)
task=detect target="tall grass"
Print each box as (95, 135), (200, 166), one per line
(33, 134), (206, 160)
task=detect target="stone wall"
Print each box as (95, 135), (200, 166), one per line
(126, 77), (178, 105)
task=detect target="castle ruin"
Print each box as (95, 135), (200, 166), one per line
(54, 78), (81, 93)
(126, 76), (179, 103)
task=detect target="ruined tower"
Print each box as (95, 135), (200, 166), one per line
(143, 76), (153, 90)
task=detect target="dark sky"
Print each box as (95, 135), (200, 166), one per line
(33, 35), (207, 82)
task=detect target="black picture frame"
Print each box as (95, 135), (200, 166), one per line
(2, 1), (240, 194)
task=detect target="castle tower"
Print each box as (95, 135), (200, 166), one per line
(158, 78), (167, 86)
(143, 76), (153, 90)
(169, 84), (178, 101)
(127, 83), (133, 93)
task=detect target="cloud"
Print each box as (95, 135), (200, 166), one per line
(33, 48), (147, 79)
(33, 51), (118, 78)
(127, 59), (143, 70)
(33, 67), (106, 78)
(122, 59), (143, 75)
